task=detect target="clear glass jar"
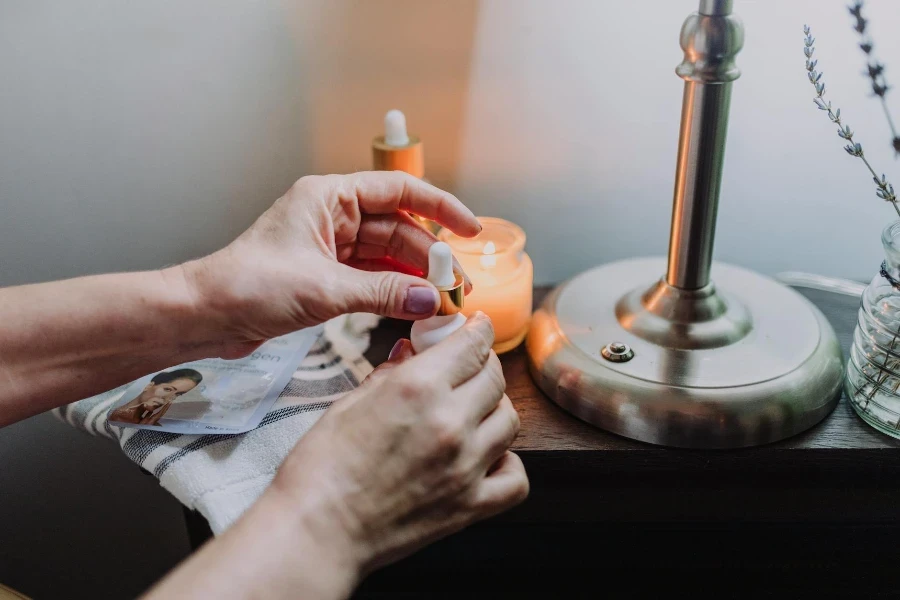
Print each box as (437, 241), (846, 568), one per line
(846, 220), (900, 438)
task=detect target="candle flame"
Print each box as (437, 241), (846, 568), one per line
(480, 241), (497, 269)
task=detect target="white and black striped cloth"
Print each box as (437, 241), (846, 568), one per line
(53, 315), (376, 534)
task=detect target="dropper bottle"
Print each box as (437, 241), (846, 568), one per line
(411, 242), (466, 353)
(372, 109), (437, 233)
(373, 110), (424, 177)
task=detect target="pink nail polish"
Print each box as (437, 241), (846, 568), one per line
(404, 286), (438, 315)
(388, 339), (406, 361)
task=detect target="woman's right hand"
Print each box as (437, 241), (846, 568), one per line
(273, 312), (528, 581)
(142, 313), (527, 600)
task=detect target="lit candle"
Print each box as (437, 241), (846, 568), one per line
(439, 217), (533, 354)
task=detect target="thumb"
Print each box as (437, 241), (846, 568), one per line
(332, 263), (439, 320)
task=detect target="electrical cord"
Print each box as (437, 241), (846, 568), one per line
(774, 271), (866, 297)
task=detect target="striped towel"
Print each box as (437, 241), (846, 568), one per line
(53, 314), (377, 535)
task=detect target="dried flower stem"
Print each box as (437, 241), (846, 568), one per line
(804, 25), (900, 218)
(848, 1), (900, 155)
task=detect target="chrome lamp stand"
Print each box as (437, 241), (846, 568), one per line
(526, 0), (843, 448)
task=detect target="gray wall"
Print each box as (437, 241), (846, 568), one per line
(1, 0), (896, 597)
(4, 0), (897, 290)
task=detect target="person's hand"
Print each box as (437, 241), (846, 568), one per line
(141, 314), (527, 600)
(269, 313), (528, 582)
(178, 172), (480, 358)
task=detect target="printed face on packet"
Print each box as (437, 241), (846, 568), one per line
(108, 368), (204, 426)
(138, 377), (198, 406)
(106, 326), (323, 434)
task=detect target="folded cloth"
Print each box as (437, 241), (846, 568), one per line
(53, 315), (376, 535)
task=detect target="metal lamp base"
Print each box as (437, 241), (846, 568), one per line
(526, 258), (844, 448)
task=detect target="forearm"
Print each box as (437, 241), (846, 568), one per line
(0, 266), (221, 425)
(143, 489), (361, 600)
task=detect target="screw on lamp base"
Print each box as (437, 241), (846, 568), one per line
(601, 342), (634, 363)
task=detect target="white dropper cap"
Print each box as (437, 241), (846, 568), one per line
(384, 109), (410, 147)
(412, 241), (466, 352)
(427, 242), (456, 289)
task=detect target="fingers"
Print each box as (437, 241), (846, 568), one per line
(329, 262), (439, 320)
(388, 338), (416, 362)
(364, 339), (416, 385)
(413, 313), (495, 388)
(344, 257), (423, 278)
(356, 213), (436, 269)
(345, 171), (481, 238)
(472, 452), (529, 516)
(451, 351), (506, 426)
(354, 213), (473, 292)
(472, 395), (519, 470)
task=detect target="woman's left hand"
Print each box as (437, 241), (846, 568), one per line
(177, 171), (480, 357)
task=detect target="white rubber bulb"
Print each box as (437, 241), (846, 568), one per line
(384, 109), (410, 147)
(427, 242), (456, 288)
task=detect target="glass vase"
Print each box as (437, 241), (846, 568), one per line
(846, 220), (900, 438)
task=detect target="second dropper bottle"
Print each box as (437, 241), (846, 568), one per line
(372, 110), (439, 234)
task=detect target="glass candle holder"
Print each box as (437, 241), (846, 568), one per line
(439, 217), (533, 354)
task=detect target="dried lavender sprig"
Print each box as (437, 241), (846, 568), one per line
(804, 25), (900, 218)
(848, 1), (900, 155)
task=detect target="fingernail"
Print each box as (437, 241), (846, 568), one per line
(454, 267), (472, 291)
(404, 286), (437, 315)
(388, 339), (406, 361)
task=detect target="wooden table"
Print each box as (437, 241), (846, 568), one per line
(355, 286), (900, 598)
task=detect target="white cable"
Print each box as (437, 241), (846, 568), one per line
(774, 271), (866, 297)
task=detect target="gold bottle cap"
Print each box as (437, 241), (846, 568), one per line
(436, 272), (465, 316)
(425, 241), (464, 316)
(372, 135), (424, 178)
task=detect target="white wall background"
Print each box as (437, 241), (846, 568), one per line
(3, 1), (900, 289)
(455, 0), (900, 281)
(2, 0), (900, 596)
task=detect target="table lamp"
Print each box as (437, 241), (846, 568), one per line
(526, 0), (844, 448)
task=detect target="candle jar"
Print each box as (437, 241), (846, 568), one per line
(439, 217), (533, 354)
